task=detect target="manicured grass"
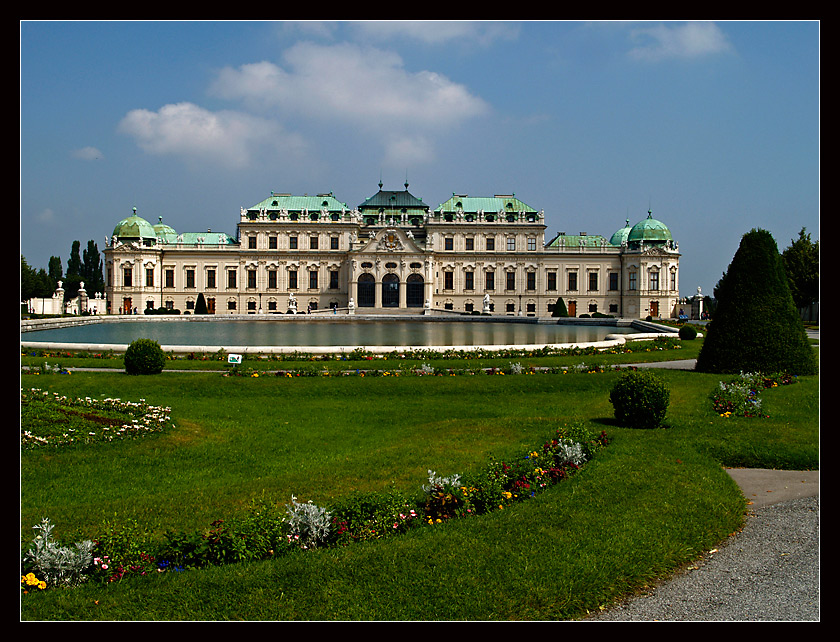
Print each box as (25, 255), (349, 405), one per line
(19, 339), (819, 620)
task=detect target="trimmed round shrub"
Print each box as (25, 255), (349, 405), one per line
(678, 324), (698, 340)
(609, 369), (670, 429)
(124, 338), (167, 375)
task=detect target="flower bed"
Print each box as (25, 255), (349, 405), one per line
(20, 388), (174, 449)
(711, 371), (798, 418)
(21, 419), (608, 588)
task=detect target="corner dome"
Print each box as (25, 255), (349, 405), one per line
(609, 219), (632, 246)
(112, 208), (157, 241)
(627, 211), (672, 246)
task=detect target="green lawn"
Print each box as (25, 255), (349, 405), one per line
(19, 338), (819, 620)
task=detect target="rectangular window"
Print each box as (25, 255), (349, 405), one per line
(269, 236), (277, 249)
(629, 272), (637, 291)
(330, 236), (339, 250)
(486, 237), (495, 251)
(248, 236), (257, 249)
(506, 271), (516, 290)
(568, 272), (578, 291)
(186, 269), (195, 289)
(445, 237), (454, 251)
(145, 268), (154, 287)
(227, 269), (237, 289)
(123, 267), (132, 288)
(465, 237), (474, 251)
(670, 271), (676, 291)
(547, 272), (557, 291)
(289, 236), (298, 249)
(329, 270), (339, 289)
(310, 236), (319, 250)
(444, 271), (454, 290)
(526, 271), (536, 290)
(465, 271), (474, 290)
(650, 271), (660, 291)
(248, 270), (257, 289)
(507, 237), (516, 252)
(589, 272), (598, 291)
(207, 269), (216, 289)
(165, 269), (174, 288)
(609, 272), (618, 291)
(227, 300), (236, 310)
(485, 271), (495, 291)
(309, 270), (318, 289)
(527, 237), (536, 251)
(268, 270), (277, 289)
(289, 270), (298, 289)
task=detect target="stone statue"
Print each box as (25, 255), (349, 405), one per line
(483, 293), (491, 313)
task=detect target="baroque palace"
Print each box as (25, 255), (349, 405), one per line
(103, 182), (682, 319)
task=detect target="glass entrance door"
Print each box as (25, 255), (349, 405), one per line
(382, 274), (399, 307)
(358, 274), (375, 307)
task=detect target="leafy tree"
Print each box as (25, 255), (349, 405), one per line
(781, 227), (819, 310)
(695, 228), (817, 375)
(21, 256), (39, 301)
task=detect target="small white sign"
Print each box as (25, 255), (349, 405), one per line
(228, 354), (242, 364)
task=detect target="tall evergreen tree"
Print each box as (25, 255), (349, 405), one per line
(48, 256), (63, 285)
(65, 240), (83, 298)
(82, 240), (105, 294)
(695, 228), (817, 375)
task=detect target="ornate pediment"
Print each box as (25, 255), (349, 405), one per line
(359, 228), (423, 254)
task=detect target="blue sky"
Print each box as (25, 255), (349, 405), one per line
(20, 20), (819, 298)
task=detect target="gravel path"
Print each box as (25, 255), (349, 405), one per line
(587, 494), (820, 621)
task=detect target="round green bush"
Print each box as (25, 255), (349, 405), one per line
(678, 324), (698, 340)
(124, 338), (167, 375)
(609, 369), (670, 429)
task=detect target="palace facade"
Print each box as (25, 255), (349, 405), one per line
(103, 182), (682, 319)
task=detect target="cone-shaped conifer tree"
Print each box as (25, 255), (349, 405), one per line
(695, 228), (817, 375)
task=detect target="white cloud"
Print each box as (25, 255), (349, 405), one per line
(117, 102), (308, 169)
(350, 21), (519, 46)
(35, 207), (56, 223)
(71, 146), (103, 160)
(627, 22), (734, 62)
(210, 42), (489, 130)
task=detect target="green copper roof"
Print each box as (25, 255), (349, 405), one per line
(546, 233), (609, 248)
(436, 194), (537, 214)
(247, 192), (350, 213)
(627, 211), (673, 245)
(112, 209), (156, 240)
(358, 183), (430, 212)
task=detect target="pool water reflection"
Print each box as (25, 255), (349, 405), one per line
(22, 318), (639, 349)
